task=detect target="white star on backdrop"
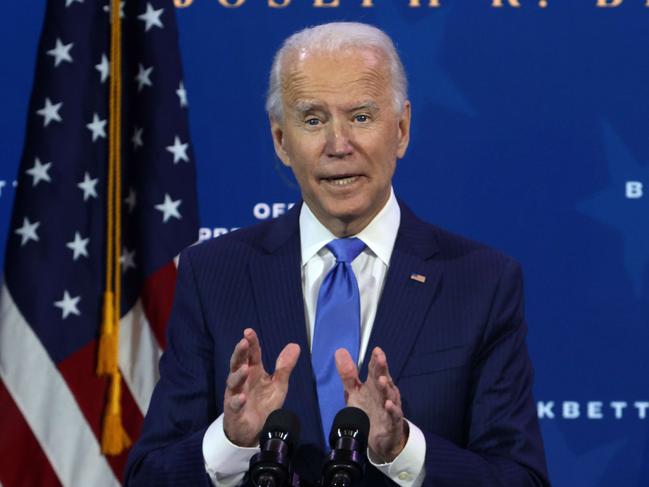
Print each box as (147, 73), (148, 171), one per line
(96, 54), (109, 83)
(54, 290), (81, 319)
(36, 98), (62, 127)
(46, 38), (74, 67)
(166, 136), (189, 163)
(66, 232), (89, 260)
(15, 217), (40, 246)
(138, 3), (164, 32)
(135, 64), (153, 91)
(77, 172), (98, 201)
(26, 158), (52, 186)
(176, 81), (188, 108)
(155, 194), (182, 223)
(86, 113), (107, 142)
(120, 247), (136, 271)
(125, 188), (137, 213)
(132, 126), (143, 149)
(66, 0), (84, 7)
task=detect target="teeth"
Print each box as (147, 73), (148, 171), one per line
(330, 176), (358, 186)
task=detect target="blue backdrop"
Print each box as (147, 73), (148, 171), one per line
(2, 1), (648, 485)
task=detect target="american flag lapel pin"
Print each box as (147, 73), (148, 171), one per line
(410, 273), (426, 284)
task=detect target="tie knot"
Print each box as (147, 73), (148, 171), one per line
(326, 238), (366, 264)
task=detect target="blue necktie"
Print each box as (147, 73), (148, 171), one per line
(311, 237), (366, 443)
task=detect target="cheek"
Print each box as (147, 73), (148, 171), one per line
(358, 125), (399, 156)
(289, 151), (325, 181)
(366, 141), (398, 175)
(286, 134), (323, 160)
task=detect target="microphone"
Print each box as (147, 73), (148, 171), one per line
(321, 407), (370, 487)
(249, 409), (301, 487)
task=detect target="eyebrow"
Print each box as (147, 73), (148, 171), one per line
(294, 101), (324, 114)
(348, 101), (380, 113)
(293, 100), (380, 114)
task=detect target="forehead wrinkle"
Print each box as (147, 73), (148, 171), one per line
(351, 62), (392, 100)
(283, 76), (389, 110)
(282, 73), (309, 102)
(280, 52), (393, 113)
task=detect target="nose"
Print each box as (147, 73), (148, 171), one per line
(325, 120), (353, 159)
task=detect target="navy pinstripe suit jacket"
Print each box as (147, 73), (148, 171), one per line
(125, 201), (550, 486)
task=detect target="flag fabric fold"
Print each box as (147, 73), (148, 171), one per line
(0, 0), (198, 485)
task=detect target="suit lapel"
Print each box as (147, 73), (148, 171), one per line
(248, 204), (324, 450)
(247, 201), (443, 450)
(360, 203), (443, 381)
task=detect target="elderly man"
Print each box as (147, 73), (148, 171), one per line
(125, 22), (549, 486)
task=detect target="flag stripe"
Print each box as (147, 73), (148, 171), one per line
(57, 341), (110, 437)
(120, 299), (163, 415)
(0, 285), (119, 487)
(58, 340), (143, 481)
(140, 261), (178, 349)
(0, 380), (63, 487)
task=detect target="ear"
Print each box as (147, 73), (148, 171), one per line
(396, 101), (411, 159)
(270, 117), (291, 167)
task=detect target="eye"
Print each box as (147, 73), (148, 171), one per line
(305, 118), (321, 126)
(354, 114), (370, 123)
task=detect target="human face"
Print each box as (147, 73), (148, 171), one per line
(270, 48), (411, 237)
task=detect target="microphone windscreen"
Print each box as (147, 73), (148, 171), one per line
(329, 407), (370, 450)
(259, 408), (301, 448)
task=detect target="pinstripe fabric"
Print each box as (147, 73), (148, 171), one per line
(125, 201), (549, 486)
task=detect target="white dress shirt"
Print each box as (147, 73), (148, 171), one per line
(203, 189), (426, 486)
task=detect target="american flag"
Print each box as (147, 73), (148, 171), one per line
(0, 1), (198, 485)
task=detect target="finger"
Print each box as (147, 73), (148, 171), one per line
(273, 343), (301, 386)
(244, 328), (263, 367)
(384, 399), (404, 424)
(335, 348), (361, 392)
(229, 337), (249, 372)
(378, 375), (399, 405)
(226, 363), (249, 392)
(367, 348), (381, 381)
(227, 393), (247, 413)
(369, 347), (392, 382)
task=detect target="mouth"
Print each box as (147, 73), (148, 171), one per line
(321, 175), (362, 187)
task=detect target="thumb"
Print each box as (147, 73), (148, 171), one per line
(335, 348), (360, 393)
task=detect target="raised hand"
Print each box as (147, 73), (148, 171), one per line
(335, 347), (407, 463)
(223, 328), (301, 447)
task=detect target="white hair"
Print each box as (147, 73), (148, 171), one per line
(266, 22), (408, 120)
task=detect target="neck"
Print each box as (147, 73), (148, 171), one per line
(308, 192), (391, 238)
(323, 214), (375, 238)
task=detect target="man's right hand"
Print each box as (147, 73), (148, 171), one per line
(223, 328), (301, 447)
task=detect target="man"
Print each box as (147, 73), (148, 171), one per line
(125, 22), (549, 486)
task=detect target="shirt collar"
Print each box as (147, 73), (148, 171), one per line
(299, 187), (401, 267)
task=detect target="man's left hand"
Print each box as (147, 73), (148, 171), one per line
(335, 347), (408, 463)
